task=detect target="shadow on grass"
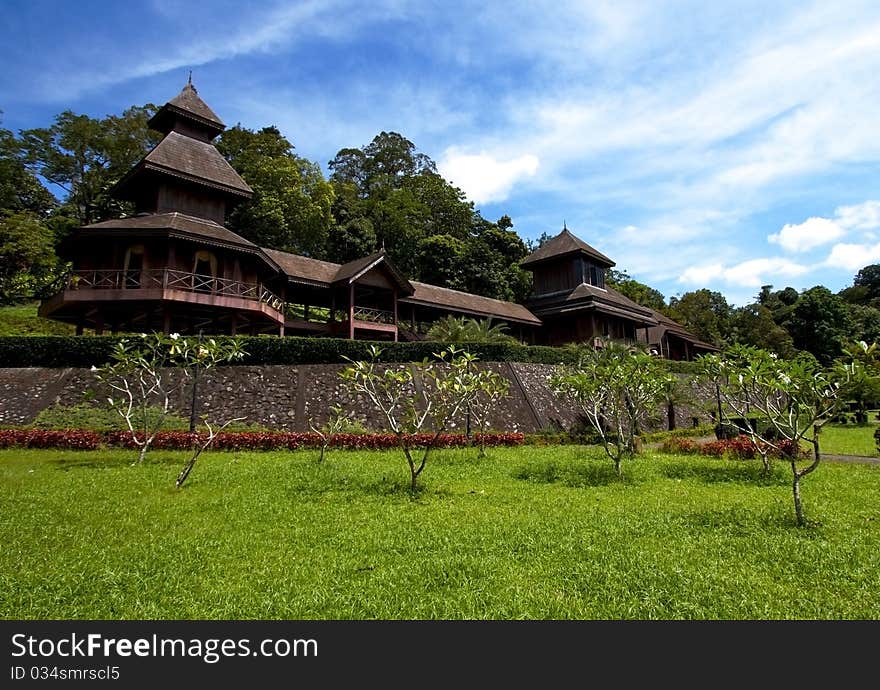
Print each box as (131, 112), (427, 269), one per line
(49, 452), (184, 471)
(680, 506), (826, 533)
(513, 461), (634, 487)
(663, 460), (788, 486)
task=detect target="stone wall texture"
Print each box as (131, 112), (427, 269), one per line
(0, 364), (714, 433)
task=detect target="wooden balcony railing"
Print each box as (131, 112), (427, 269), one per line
(352, 307), (394, 324)
(65, 269), (284, 312)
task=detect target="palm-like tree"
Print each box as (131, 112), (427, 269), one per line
(426, 316), (518, 344)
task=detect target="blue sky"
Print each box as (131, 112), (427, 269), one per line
(3, 0), (880, 306)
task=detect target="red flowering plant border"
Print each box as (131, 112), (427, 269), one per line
(0, 429), (523, 452)
(660, 434), (804, 460)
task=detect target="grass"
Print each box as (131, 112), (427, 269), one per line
(29, 402), (269, 433)
(818, 422), (878, 457)
(1, 446), (878, 619)
(0, 302), (75, 336)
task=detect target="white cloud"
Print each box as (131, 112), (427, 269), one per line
(768, 200), (880, 253)
(824, 242), (880, 272)
(768, 216), (845, 252)
(438, 150), (539, 205)
(679, 257), (809, 288)
(835, 200), (880, 231)
(679, 264), (725, 285)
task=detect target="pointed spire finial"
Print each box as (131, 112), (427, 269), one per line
(563, 220), (568, 232)
(188, 70), (193, 86)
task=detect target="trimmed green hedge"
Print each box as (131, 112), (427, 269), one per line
(0, 335), (710, 369)
(0, 335), (580, 368)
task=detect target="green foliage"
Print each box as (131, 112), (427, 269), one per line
(19, 105), (159, 224)
(4, 447), (879, 618)
(426, 316), (519, 344)
(694, 345), (856, 525)
(668, 289), (733, 348)
(32, 402), (187, 433)
(0, 303), (75, 335)
(606, 269), (667, 310)
(551, 342), (676, 474)
(0, 120), (56, 216)
(327, 132), (528, 301)
(339, 345), (508, 490)
(786, 286), (854, 366)
(0, 335), (575, 368)
(29, 402), (264, 433)
(730, 303), (797, 358)
(93, 333), (247, 463)
(641, 425), (716, 443)
(219, 125), (334, 257)
(0, 212), (63, 303)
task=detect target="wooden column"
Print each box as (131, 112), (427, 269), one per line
(230, 315), (238, 335)
(393, 288), (398, 343)
(94, 311), (105, 336)
(348, 283), (355, 340)
(75, 323), (84, 336)
(162, 308), (171, 335)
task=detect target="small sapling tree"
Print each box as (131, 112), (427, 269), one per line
(93, 333), (245, 463)
(308, 405), (350, 463)
(339, 345), (490, 492)
(695, 346), (858, 526)
(551, 342), (675, 476)
(175, 415), (246, 488)
(469, 367), (511, 457)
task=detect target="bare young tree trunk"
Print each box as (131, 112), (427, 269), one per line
(176, 418), (243, 489)
(790, 430), (823, 527)
(791, 461), (804, 527)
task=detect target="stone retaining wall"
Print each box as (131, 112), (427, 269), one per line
(0, 364), (714, 433)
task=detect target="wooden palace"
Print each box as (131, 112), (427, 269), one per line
(40, 82), (712, 359)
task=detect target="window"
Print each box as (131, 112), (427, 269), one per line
(584, 261), (605, 289)
(123, 244), (144, 288)
(192, 250), (217, 293)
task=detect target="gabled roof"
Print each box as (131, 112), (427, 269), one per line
(114, 131), (253, 199)
(79, 212), (269, 257)
(262, 249), (340, 287)
(264, 249), (414, 295)
(148, 82), (225, 134)
(527, 283), (657, 326)
(521, 228), (615, 268)
(402, 282), (542, 326)
(264, 247), (539, 325)
(333, 250), (414, 294)
(646, 309), (719, 351)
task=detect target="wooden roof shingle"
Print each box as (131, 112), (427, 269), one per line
(114, 132), (253, 200)
(148, 82), (225, 134)
(81, 212), (262, 253)
(521, 228), (615, 268)
(402, 282), (542, 325)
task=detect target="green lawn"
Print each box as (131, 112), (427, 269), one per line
(1, 446), (878, 619)
(819, 422), (878, 457)
(0, 302), (75, 336)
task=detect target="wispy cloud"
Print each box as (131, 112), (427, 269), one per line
(438, 150), (539, 205)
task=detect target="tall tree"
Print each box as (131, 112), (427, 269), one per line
(606, 270), (667, 311)
(218, 125), (334, 256)
(786, 287), (854, 365)
(668, 289), (732, 347)
(0, 120), (56, 216)
(0, 212), (60, 303)
(19, 105), (158, 224)
(730, 303), (797, 357)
